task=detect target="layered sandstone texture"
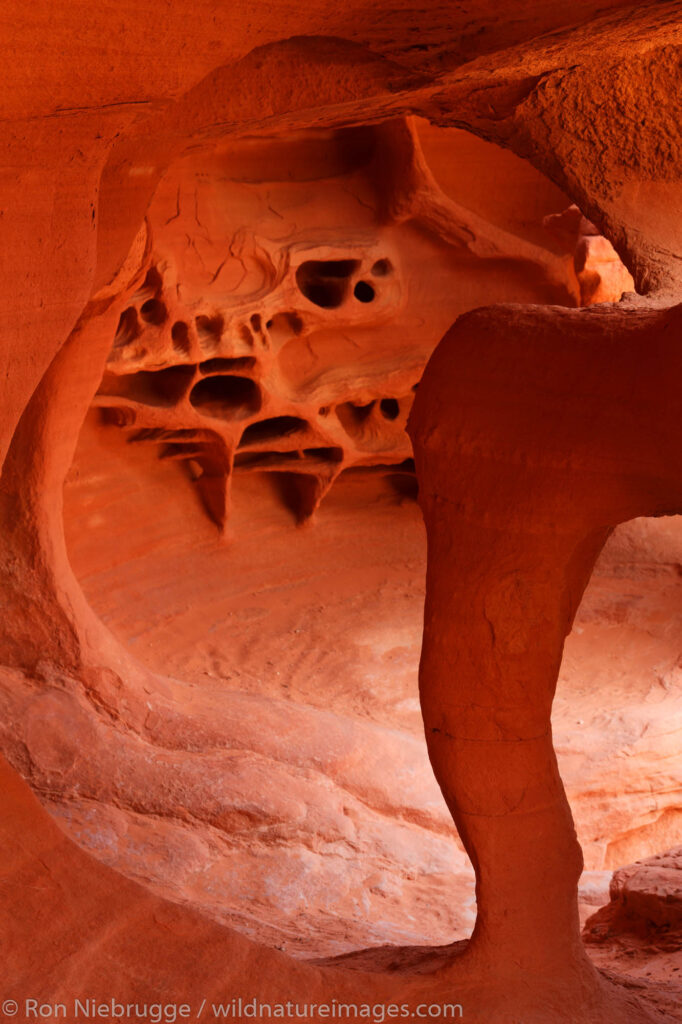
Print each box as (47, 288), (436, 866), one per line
(92, 119), (582, 529)
(1, 2), (682, 1024)
(581, 846), (682, 1020)
(7, 752), (679, 1024)
(1, 115), (666, 960)
(8, 423), (671, 959)
(584, 846), (682, 989)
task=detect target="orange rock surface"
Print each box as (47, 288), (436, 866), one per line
(1, 2), (681, 1022)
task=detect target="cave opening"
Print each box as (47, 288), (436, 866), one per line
(4, 90), (678, 1024)
(59, 118), (650, 964)
(189, 374), (261, 420)
(296, 259), (361, 308)
(239, 416), (309, 446)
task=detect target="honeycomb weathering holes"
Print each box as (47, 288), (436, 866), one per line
(100, 365), (195, 407)
(239, 416), (308, 446)
(98, 236), (412, 528)
(336, 400), (376, 438)
(380, 398), (400, 420)
(189, 374), (261, 420)
(199, 357), (257, 374)
(101, 406), (136, 428)
(113, 308), (140, 350)
(133, 266), (163, 303)
(233, 446), (343, 468)
(195, 314), (225, 350)
(140, 298), (168, 325)
(295, 259), (360, 309)
(265, 311), (304, 345)
(304, 446), (344, 463)
(151, 365), (196, 404)
(371, 258), (392, 277)
(171, 321), (191, 355)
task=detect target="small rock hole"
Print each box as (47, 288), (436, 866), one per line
(266, 312), (304, 344)
(195, 314), (224, 352)
(380, 398), (400, 420)
(371, 259), (392, 277)
(199, 357), (256, 374)
(354, 280), (375, 303)
(304, 447), (344, 463)
(190, 375), (261, 421)
(112, 307), (139, 349)
(140, 298), (167, 325)
(133, 266), (163, 303)
(171, 321), (191, 355)
(296, 259), (359, 309)
(240, 416), (308, 446)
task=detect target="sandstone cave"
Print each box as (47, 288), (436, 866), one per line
(1, 4), (681, 1024)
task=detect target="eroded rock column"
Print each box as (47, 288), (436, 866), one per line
(408, 302), (682, 999)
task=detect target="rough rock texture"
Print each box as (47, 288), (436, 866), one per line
(589, 847), (682, 934)
(1, 752), (675, 1024)
(11, 412), (671, 959)
(559, 517), (682, 872)
(0, 109), (670, 957)
(583, 847), (682, 1001)
(1, 2), (682, 1022)
(408, 302), (682, 1018)
(93, 119), (581, 528)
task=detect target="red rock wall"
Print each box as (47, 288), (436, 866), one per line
(1, 3), (681, 1023)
